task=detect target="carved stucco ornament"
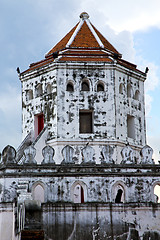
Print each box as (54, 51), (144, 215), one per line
(2, 145), (16, 164)
(82, 145), (95, 164)
(140, 145), (154, 164)
(61, 145), (75, 164)
(42, 145), (55, 164)
(101, 145), (114, 164)
(121, 145), (135, 164)
(23, 146), (37, 164)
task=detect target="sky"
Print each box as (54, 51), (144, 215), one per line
(0, 0), (160, 162)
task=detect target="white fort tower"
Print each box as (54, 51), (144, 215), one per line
(0, 12), (160, 240)
(21, 12), (146, 165)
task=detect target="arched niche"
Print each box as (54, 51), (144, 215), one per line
(127, 84), (132, 98)
(81, 79), (90, 91)
(97, 82), (104, 92)
(26, 89), (33, 101)
(134, 90), (140, 100)
(32, 182), (45, 203)
(46, 84), (52, 94)
(111, 181), (126, 203)
(119, 83), (123, 94)
(35, 84), (43, 97)
(71, 181), (87, 203)
(66, 82), (74, 92)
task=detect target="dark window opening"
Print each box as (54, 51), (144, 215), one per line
(82, 81), (89, 91)
(38, 114), (44, 134)
(79, 111), (93, 133)
(115, 189), (123, 203)
(81, 186), (84, 203)
(97, 83), (104, 91)
(35, 114), (44, 138)
(67, 83), (74, 91)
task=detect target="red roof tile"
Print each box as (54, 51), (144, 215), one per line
(70, 21), (100, 48)
(59, 56), (112, 62)
(21, 13), (145, 75)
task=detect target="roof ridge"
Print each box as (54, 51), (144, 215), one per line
(66, 20), (83, 48)
(85, 19), (104, 48)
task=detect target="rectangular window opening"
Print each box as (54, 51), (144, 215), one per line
(79, 110), (93, 134)
(34, 113), (44, 138)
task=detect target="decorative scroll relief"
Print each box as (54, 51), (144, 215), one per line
(61, 145), (74, 164)
(23, 146), (37, 164)
(121, 145), (134, 164)
(42, 145), (55, 164)
(140, 145), (154, 164)
(2, 145), (16, 164)
(101, 145), (114, 164)
(82, 145), (95, 164)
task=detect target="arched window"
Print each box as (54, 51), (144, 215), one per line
(46, 84), (52, 94)
(71, 181), (87, 203)
(119, 83), (123, 94)
(33, 183), (45, 203)
(115, 185), (124, 203)
(67, 82), (74, 92)
(73, 184), (84, 203)
(82, 81), (89, 91)
(35, 84), (43, 97)
(97, 83), (104, 92)
(134, 90), (140, 100)
(127, 84), (132, 98)
(112, 182), (126, 203)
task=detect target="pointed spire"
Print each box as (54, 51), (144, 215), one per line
(45, 12), (120, 58)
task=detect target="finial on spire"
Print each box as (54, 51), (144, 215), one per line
(79, 12), (89, 20)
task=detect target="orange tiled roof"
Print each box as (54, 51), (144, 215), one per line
(21, 12), (145, 75)
(59, 56), (112, 62)
(70, 21), (100, 48)
(45, 13), (120, 57)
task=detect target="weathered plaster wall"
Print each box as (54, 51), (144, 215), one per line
(1, 167), (160, 204)
(115, 68), (146, 146)
(41, 203), (160, 240)
(0, 203), (14, 240)
(21, 66), (57, 140)
(20, 62), (146, 166)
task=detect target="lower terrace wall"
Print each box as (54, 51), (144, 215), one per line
(41, 203), (160, 240)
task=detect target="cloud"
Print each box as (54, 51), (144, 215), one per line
(147, 136), (160, 164)
(0, 0), (160, 162)
(79, 0), (160, 32)
(0, 84), (21, 151)
(134, 55), (160, 116)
